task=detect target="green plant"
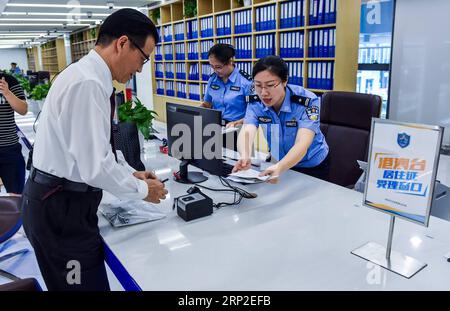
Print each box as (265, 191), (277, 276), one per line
(118, 97), (158, 140)
(184, 0), (197, 18)
(150, 8), (161, 23)
(30, 83), (51, 101)
(90, 28), (97, 39)
(14, 74), (33, 95)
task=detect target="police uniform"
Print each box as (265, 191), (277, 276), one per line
(204, 66), (253, 122)
(244, 84), (329, 177)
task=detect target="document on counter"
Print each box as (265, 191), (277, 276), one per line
(226, 169), (278, 184)
(222, 126), (239, 134)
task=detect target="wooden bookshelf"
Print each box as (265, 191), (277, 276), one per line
(150, 0), (361, 122)
(70, 26), (99, 62)
(26, 47), (37, 72)
(41, 39), (68, 76)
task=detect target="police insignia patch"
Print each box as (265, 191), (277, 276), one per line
(258, 116), (272, 123)
(306, 106), (319, 121)
(211, 84), (220, 90)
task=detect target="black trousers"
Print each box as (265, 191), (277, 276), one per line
(0, 143), (26, 194)
(21, 178), (110, 291)
(291, 153), (331, 181)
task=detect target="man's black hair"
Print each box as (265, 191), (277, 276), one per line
(207, 43), (236, 64)
(96, 8), (159, 48)
(252, 56), (289, 82)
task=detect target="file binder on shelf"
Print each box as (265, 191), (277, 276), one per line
(235, 62), (252, 76)
(188, 83), (200, 101)
(256, 4), (276, 31)
(307, 61), (334, 90)
(188, 42), (199, 60)
(281, 1), (306, 29)
(175, 43), (185, 60)
(308, 28), (335, 58)
(176, 63), (187, 80)
(256, 34), (275, 59)
(155, 63), (164, 78)
(216, 13), (231, 36)
(188, 63), (199, 81)
(217, 37), (232, 45)
(200, 17), (214, 38)
(156, 80), (164, 95)
(187, 20), (198, 39)
(177, 82), (187, 98)
(202, 84), (207, 101)
(155, 45), (163, 61)
(164, 44), (173, 60)
(165, 63), (174, 79)
(174, 23), (185, 41)
(201, 63), (212, 81)
(156, 27), (162, 43)
(287, 62), (303, 86)
(280, 31), (304, 58)
(201, 40), (214, 60)
(234, 9), (252, 34)
(166, 81), (175, 97)
(310, 0), (336, 25)
(163, 25), (173, 42)
(236, 36), (252, 59)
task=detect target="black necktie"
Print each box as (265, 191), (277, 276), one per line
(110, 89), (118, 162)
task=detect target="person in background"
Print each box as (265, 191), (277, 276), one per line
(21, 8), (167, 291)
(233, 56), (330, 183)
(10, 63), (22, 75)
(201, 43), (253, 128)
(0, 72), (28, 195)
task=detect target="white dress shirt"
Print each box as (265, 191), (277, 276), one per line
(33, 50), (148, 200)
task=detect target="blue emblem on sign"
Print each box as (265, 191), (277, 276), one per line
(397, 133), (411, 148)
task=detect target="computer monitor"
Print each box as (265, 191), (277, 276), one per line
(37, 71), (50, 83)
(166, 102), (226, 184)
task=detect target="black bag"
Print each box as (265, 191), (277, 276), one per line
(113, 122), (145, 171)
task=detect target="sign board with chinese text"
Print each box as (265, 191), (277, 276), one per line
(363, 119), (443, 226)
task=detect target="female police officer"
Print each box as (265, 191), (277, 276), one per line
(233, 55), (329, 183)
(201, 43), (253, 128)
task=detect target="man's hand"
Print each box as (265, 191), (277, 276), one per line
(232, 158), (251, 173)
(133, 171), (157, 181)
(143, 178), (168, 204)
(0, 77), (12, 98)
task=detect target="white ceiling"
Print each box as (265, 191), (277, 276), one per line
(0, 0), (162, 48)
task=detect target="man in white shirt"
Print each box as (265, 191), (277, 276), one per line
(21, 9), (167, 291)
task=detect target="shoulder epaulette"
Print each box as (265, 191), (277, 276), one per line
(245, 94), (260, 104)
(239, 69), (252, 81)
(291, 95), (312, 107)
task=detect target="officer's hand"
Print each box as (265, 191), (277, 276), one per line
(133, 171), (157, 181)
(226, 120), (243, 128)
(232, 158), (251, 173)
(259, 164), (282, 184)
(143, 179), (168, 204)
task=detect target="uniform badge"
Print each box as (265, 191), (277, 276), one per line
(306, 106), (319, 121)
(258, 116), (272, 123)
(291, 95), (311, 107)
(211, 84), (220, 90)
(230, 86), (241, 92)
(286, 119), (298, 127)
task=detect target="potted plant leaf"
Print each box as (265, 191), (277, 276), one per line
(184, 0), (197, 18)
(117, 97), (158, 171)
(150, 8), (161, 25)
(30, 82), (51, 111)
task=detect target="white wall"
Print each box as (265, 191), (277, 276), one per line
(135, 60), (154, 110)
(0, 48), (28, 73)
(389, 0), (450, 147)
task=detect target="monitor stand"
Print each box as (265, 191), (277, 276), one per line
(175, 160), (208, 184)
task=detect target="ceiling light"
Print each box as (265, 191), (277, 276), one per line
(0, 23), (91, 26)
(2, 12), (110, 17)
(0, 18), (101, 23)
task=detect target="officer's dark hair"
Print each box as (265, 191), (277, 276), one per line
(252, 56), (289, 82)
(11, 62), (17, 66)
(96, 8), (159, 49)
(208, 44), (236, 64)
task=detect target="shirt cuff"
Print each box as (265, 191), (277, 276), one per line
(137, 179), (149, 200)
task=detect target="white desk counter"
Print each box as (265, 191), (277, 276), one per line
(99, 139), (450, 291)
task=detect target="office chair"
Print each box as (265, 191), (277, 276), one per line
(0, 277), (41, 291)
(320, 91), (382, 187)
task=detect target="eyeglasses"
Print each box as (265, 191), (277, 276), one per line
(129, 38), (150, 65)
(253, 81), (282, 92)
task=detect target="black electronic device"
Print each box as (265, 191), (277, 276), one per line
(176, 188), (213, 222)
(166, 102), (227, 184)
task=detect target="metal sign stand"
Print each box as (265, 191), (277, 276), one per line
(351, 215), (427, 279)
